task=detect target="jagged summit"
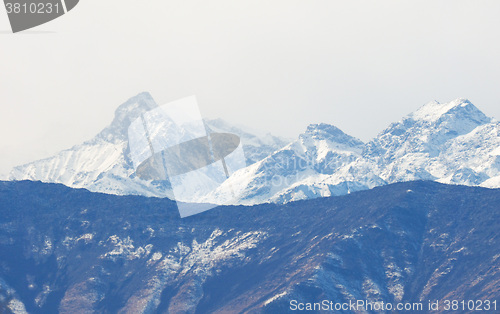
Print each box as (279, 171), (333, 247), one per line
(304, 123), (346, 137)
(367, 98), (492, 154)
(301, 123), (364, 148)
(98, 92), (158, 142)
(409, 98), (491, 125)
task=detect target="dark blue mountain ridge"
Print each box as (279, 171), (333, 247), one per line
(0, 180), (499, 313)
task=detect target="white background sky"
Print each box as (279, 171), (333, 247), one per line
(1, 0), (500, 175)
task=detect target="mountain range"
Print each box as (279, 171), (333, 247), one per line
(7, 94), (500, 206)
(2, 94), (499, 313)
(208, 98), (500, 205)
(0, 180), (498, 313)
(9, 93), (500, 209)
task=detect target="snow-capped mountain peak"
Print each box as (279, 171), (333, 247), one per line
(98, 92), (158, 143)
(409, 98), (491, 126)
(360, 98), (499, 186)
(200, 123), (373, 205)
(365, 98), (493, 158)
(8, 92), (289, 199)
(301, 123), (364, 150)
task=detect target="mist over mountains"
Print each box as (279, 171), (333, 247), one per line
(7, 94), (500, 206)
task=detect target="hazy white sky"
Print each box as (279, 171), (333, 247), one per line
(1, 0), (500, 175)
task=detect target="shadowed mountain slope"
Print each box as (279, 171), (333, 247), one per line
(0, 180), (499, 313)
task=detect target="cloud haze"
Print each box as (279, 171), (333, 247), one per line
(1, 0), (500, 174)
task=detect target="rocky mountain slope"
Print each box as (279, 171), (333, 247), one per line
(0, 180), (498, 313)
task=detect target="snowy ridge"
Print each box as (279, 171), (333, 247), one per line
(411, 98), (484, 123)
(363, 98), (498, 185)
(203, 98), (500, 205)
(201, 123), (381, 204)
